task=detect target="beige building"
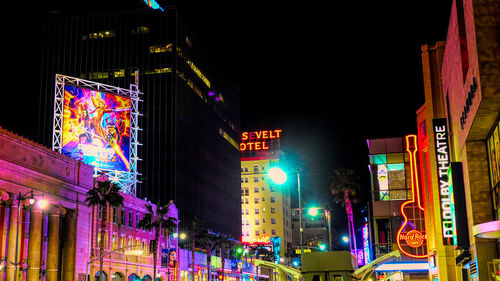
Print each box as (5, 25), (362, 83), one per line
(241, 158), (292, 258)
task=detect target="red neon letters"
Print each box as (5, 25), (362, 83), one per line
(240, 129), (282, 151)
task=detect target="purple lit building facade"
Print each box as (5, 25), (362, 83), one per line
(0, 127), (178, 281)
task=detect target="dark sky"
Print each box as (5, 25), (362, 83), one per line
(180, 1), (453, 202)
(2, 0), (452, 236)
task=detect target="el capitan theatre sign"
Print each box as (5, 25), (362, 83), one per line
(240, 129), (282, 151)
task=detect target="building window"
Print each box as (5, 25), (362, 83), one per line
(128, 212), (133, 227)
(271, 207), (276, 214)
(254, 165), (259, 172)
(487, 120), (500, 219)
(272, 229), (276, 235)
(255, 230), (260, 236)
(245, 209), (249, 215)
(254, 176), (259, 182)
(255, 208), (259, 214)
(254, 187), (259, 193)
(112, 207), (118, 223)
(255, 219), (260, 225)
(271, 218), (276, 224)
(270, 197), (276, 203)
(120, 209), (126, 225)
(136, 214), (140, 229)
(254, 198), (259, 204)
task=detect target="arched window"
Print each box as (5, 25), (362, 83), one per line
(112, 273), (124, 281)
(142, 275), (152, 281)
(128, 273), (140, 281)
(95, 271), (107, 281)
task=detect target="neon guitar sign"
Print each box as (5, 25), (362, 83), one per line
(396, 135), (428, 258)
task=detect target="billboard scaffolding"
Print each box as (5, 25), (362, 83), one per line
(52, 74), (142, 194)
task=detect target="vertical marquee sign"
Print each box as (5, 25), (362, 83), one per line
(432, 118), (456, 245)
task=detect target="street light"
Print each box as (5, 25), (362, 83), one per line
(267, 166), (304, 262)
(12, 190), (47, 281)
(342, 235), (349, 244)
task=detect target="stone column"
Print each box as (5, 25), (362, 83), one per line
(62, 209), (76, 281)
(6, 200), (21, 281)
(46, 207), (62, 281)
(27, 205), (44, 281)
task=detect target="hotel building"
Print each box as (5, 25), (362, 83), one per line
(240, 130), (292, 258)
(417, 0), (500, 279)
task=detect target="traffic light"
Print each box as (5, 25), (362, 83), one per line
(234, 246), (243, 258)
(318, 243), (327, 251)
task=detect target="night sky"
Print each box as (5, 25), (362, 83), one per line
(2, 0), (452, 237)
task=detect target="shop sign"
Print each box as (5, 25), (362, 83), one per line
(396, 135), (428, 259)
(241, 235), (272, 245)
(432, 118), (456, 245)
(460, 77), (478, 129)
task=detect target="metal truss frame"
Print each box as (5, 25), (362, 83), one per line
(52, 74), (142, 195)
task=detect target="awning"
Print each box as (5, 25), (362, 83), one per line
(254, 259), (302, 280)
(353, 250), (401, 281)
(472, 220), (500, 239)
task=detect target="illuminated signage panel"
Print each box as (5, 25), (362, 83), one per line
(241, 235), (272, 245)
(362, 223), (371, 265)
(62, 85), (131, 171)
(432, 118), (456, 245)
(240, 129), (282, 151)
(143, 0), (164, 11)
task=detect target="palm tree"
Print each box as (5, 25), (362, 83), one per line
(186, 217), (205, 281)
(214, 234), (235, 281)
(85, 175), (124, 280)
(329, 167), (362, 255)
(198, 229), (218, 281)
(137, 200), (178, 281)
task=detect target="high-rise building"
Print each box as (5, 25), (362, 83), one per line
(38, 4), (241, 238)
(240, 129), (292, 258)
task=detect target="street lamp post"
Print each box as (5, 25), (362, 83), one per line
(12, 190), (47, 281)
(268, 166), (304, 261)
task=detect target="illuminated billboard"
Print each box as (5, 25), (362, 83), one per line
(62, 85), (131, 171)
(53, 74), (141, 194)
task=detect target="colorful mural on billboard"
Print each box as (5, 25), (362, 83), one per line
(62, 85), (131, 171)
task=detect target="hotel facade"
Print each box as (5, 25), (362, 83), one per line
(240, 130), (292, 259)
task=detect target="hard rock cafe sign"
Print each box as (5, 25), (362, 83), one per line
(396, 135), (428, 258)
(399, 230), (427, 248)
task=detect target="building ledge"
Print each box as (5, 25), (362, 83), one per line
(472, 220), (500, 239)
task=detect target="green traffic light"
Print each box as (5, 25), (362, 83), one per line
(318, 243), (327, 251)
(236, 247), (243, 254)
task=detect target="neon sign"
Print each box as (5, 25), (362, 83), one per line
(432, 118), (456, 245)
(240, 129), (282, 151)
(399, 230), (427, 248)
(396, 135), (428, 258)
(362, 223), (371, 265)
(143, 0), (164, 11)
(241, 235), (272, 245)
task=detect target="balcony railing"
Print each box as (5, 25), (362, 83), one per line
(91, 248), (154, 265)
